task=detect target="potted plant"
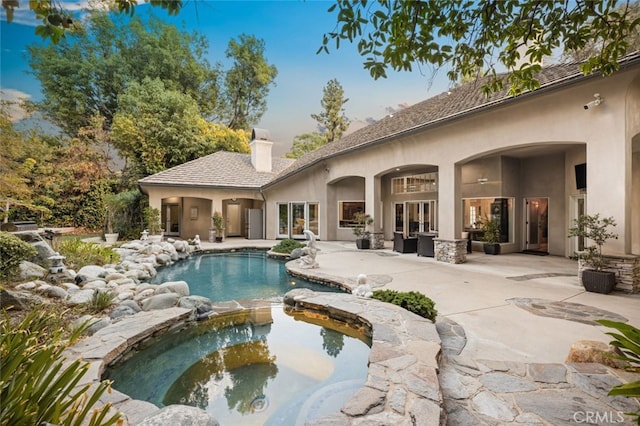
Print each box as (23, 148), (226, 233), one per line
(144, 206), (163, 243)
(103, 192), (127, 244)
(212, 211), (225, 242)
(568, 214), (618, 293)
(480, 217), (501, 255)
(352, 212), (373, 249)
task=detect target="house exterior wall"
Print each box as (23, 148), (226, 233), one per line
(263, 65), (639, 259)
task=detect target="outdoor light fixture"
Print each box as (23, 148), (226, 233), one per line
(583, 93), (603, 110)
(477, 178), (488, 184)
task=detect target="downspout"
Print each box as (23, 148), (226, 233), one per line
(260, 189), (267, 240)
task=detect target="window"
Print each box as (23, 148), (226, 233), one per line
(339, 201), (365, 228)
(392, 172), (438, 194)
(463, 197), (513, 243)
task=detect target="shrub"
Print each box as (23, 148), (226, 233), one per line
(0, 231), (37, 282)
(0, 309), (121, 425)
(85, 290), (114, 314)
(271, 238), (306, 254)
(58, 238), (120, 270)
(371, 289), (438, 322)
(597, 319), (640, 423)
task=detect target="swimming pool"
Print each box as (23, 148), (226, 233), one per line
(105, 303), (371, 425)
(151, 251), (343, 302)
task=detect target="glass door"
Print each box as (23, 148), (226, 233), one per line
(276, 202), (319, 239)
(525, 198), (548, 253)
(163, 204), (180, 236)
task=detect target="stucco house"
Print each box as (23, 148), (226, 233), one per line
(139, 53), (640, 291)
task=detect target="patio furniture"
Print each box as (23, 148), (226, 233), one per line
(393, 232), (418, 253)
(417, 233), (437, 257)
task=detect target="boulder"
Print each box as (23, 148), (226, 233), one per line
(15, 281), (38, 291)
(178, 295), (213, 314)
(77, 265), (107, 279)
(109, 304), (138, 320)
(141, 293), (180, 311)
(173, 240), (189, 253)
(18, 261), (47, 279)
(67, 289), (95, 305)
(156, 281), (190, 297)
(42, 286), (68, 299)
(136, 405), (218, 426)
(119, 299), (141, 313)
(135, 288), (156, 301)
(83, 280), (107, 290)
(566, 340), (628, 368)
(104, 272), (127, 282)
(0, 289), (33, 310)
(156, 253), (172, 265)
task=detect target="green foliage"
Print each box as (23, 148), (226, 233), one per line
(28, 12), (219, 136)
(286, 132), (328, 159)
(212, 211), (225, 234)
(85, 290), (115, 314)
(352, 212), (373, 238)
(0, 232), (38, 282)
(0, 309), (121, 426)
(371, 290), (438, 322)
(271, 239), (306, 254)
(568, 214), (618, 271)
(311, 78), (350, 142)
(110, 77), (215, 177)
(596, 319), (640, 423)
(320, 0), (640, 95)
(58, 239), (120, 270)
(480, 217), (501, 245)
(144, 207), (163, 235)
(220, 34), (278, 130)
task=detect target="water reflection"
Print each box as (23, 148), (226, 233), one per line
(105, 305), (370, 424)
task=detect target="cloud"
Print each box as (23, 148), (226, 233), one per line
(0, 88), (32, 122)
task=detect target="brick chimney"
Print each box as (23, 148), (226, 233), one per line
(250, 128), (273, 173)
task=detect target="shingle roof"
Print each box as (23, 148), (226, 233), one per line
(138, 151), (294, 189)
(265, 53), (640, 188)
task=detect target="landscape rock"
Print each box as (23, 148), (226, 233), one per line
(77, 265), (107, 279)
(156, 281), (190, 297)
(18, 261), (47, 279)
(141, 293), (180, 311)
(42, 285), (68, 299)
(178, 295), (213, 314)
(0, 289), (32, 310)
(67, 289), (95, 305)
(136, 404), (218, 426)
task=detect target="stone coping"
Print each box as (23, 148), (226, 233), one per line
(64, 293), (444, 425)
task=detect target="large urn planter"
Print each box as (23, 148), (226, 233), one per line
(581, 270), (616, 294)
(104, 233), (119, 244)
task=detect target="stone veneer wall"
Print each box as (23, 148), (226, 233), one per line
(370, 232), (385, 249)
(434, 238), (467, 264)
(578, 254), (640, 293)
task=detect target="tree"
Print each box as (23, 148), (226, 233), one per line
(0, 103), (53, 223)
(219, 34), (278, 130)
(286, 132), (328, 159)
(319, 0), (640, 95)
(111, 78), (249, 178)
(311, 78), (350, 143)
(28, 11), (219, 136)
(3, 0), (182, 43)
(561, 1), (640, 63)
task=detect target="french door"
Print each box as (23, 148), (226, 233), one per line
(277, 202), (319, 239)
(394, 200), (437, 237)
(525, 198), (549, 252)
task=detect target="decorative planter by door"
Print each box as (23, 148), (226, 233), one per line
(483, 243), (500, 255)
(356, 238), (370, 249)
(581, 270), (616, 294)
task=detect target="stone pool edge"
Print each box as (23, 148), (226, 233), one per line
(62, 260), (444, 425)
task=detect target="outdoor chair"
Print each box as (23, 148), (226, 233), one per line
(393, 232), (418, 253)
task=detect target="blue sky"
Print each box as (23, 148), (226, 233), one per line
(1, 1), (450, 156)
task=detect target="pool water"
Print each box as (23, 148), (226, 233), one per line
(105, 304), (371, 425)
(151, 251), (342, 302)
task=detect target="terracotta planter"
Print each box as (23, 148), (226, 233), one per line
(582, 270), (616, 294)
